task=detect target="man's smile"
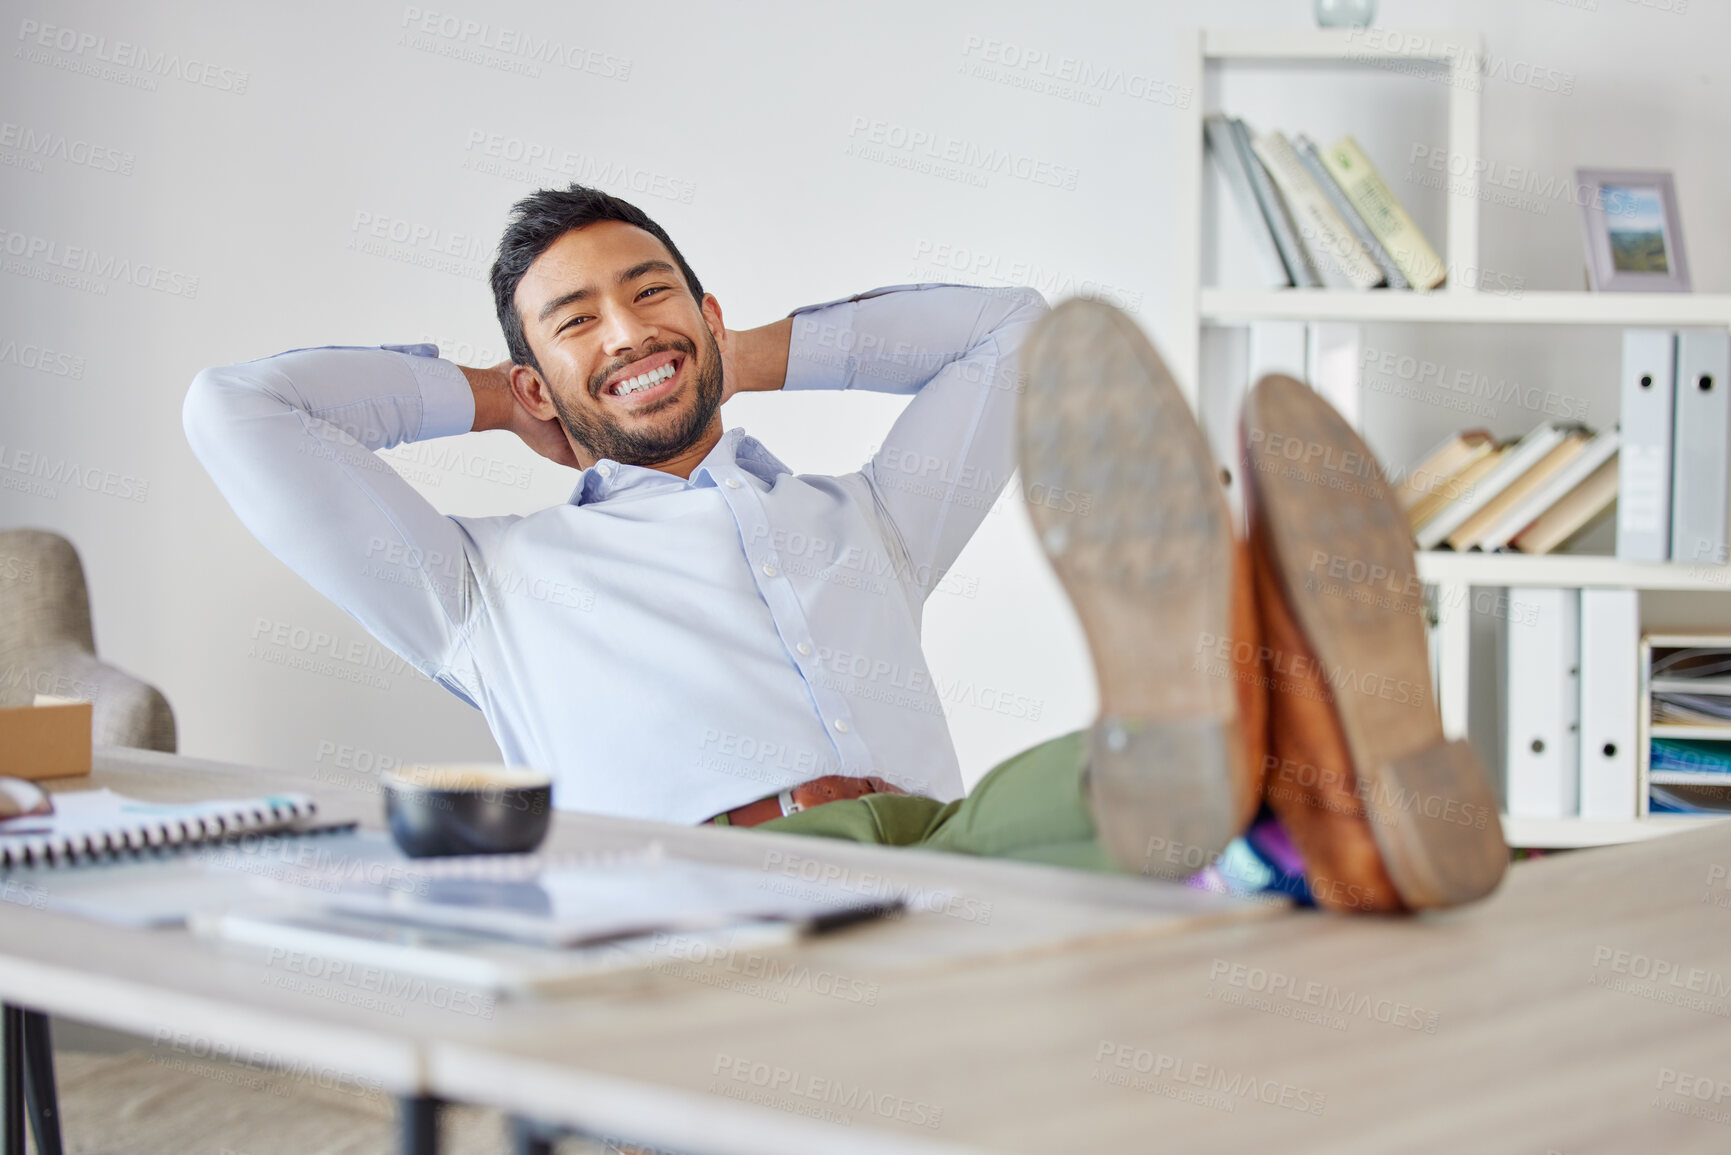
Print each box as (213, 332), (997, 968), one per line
(599, 350), (685, 406)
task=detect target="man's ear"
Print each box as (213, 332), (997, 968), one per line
(508, 363), (558, 421)
(701, 292), (726, 351)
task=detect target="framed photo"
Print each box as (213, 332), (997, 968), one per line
(1574, 168), (1690, 292)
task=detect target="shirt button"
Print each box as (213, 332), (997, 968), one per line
(796, 642), (812, 656)
(832, 719), (850, 734)
(762, 563), (777, 578)
(596, 463), (613, 479)
(724, 478), (742, 489)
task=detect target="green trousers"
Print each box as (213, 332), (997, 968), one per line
(735, 731), (1122, 873)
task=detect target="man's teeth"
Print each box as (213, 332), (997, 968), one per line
(612, 362), (676, 396)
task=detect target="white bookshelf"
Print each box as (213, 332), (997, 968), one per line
(1417, 552), (1731, 591)
(1500, 813), (1726, 849)
(1175, 28), (1731, 848)
(1202, 288), (1731, 328)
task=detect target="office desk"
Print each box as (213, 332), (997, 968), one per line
(429, 815), (1731, 1155)
(0, 746), (1261, 1154)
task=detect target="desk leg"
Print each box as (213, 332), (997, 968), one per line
(510, 1115), (555, 1155)
(22, 1011), (63, 1155)
(400, 1095), (441, 1155)
(3, 1006), (22, 1155)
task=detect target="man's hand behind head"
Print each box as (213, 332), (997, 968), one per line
(462, 360), (581, 470)
(720, 317), (793, 403)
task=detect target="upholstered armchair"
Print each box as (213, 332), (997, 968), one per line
(0, 528), (175, 751)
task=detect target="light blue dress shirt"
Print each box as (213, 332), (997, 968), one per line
(183, 283), (1049, 823)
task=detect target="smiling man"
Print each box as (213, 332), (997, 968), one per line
(186, 184), (1042, 826)
(186, 183), (1509, 914)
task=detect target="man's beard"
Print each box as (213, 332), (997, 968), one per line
(550, 327), (724, 468)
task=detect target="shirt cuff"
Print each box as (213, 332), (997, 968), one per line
(401, 351), (476, 441)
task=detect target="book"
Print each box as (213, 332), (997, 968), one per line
(1395, 430), (1495, 512)
(1670, 331), (1731, 566)
(1294, 134), (1408, 289)
(1230, 118), (1320, 288)
(1447, 431), (1590, 551)
(0, 788), (340, 868)
(1319, 136), (1446, 291)
(1204, 114), (1292, 288)
(197, 908), (801, 996)
(1415, 424), (1575, 550)
(1408, 444), (1509, 532)
(1617, 330), (1676, 561)
(1510, 454), (1618, 554)
(1251, 130), (1382, 290)
(1477, 429), (1620, 552)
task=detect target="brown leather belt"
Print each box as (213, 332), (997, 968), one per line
(707, 774), (908, 828)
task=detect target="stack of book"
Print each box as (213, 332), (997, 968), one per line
(1616, 330), (1731, 564)
(1205, 115), (1444, 291)
(1397, 424), (1620, 553)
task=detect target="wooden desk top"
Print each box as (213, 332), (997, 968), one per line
(10, 748), (1728, 1152)
(0, 747), (1264, 1101)
(427, 804), (1731, 1154)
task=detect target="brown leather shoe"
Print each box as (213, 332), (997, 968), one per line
(1241, 375), (1507, 912)
(1018, 299), (1261, 879)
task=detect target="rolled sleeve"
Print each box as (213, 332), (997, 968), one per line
(784, 283), (974, 394)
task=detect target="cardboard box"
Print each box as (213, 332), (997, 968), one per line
(0, 698), (93, 780)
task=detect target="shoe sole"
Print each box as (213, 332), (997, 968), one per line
(1018, 299), (1244, 880)
(1242, 375), (1507, 909)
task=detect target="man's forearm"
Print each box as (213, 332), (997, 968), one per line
(462, 363), (515, 432)
(726, 317), (793, 396)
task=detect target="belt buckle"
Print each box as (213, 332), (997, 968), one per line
(777, 788), (802, 817)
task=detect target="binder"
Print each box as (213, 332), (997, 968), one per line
(1616, 329), (1675, 561)
(1670, 330), (1731, 565)
(1504, 587), (1581, 819)
(1305, 322), (1363, 429)
(1204, 115), (1292, 288)
(1578, 588), (1640, 821)
(1248, 321), (1308, 383)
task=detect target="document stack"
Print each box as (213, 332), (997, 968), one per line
(1640, 636), (1731, 817)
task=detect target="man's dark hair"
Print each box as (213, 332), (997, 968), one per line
(489, 184), (704, 371)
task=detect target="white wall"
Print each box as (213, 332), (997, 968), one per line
(2, 0), (1725, 791)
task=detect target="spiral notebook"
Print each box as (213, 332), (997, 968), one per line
(0, 788), (344, 868)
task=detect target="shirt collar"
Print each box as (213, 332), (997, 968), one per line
(568, 428), (792, 506)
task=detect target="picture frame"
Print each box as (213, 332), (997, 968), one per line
(1574, 168), (1691, 292)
